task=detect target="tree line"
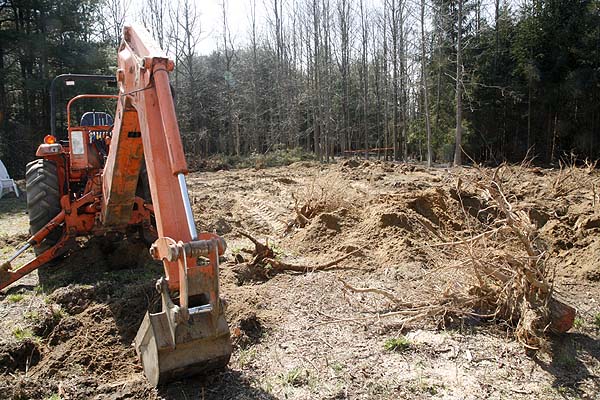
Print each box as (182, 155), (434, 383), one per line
(1, 0), (599, 177)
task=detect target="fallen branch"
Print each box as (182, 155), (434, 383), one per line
(239, 231), (273, 257)
(338, 278), (417, 308)
(234, 231), (361, 282)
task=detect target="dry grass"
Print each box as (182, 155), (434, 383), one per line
(552, 155), (599, 198)
(292, 171), (363, 227)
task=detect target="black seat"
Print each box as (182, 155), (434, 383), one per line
(80, 112), (113, 126)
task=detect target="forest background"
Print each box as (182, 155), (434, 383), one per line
(1, 0), (599, 176)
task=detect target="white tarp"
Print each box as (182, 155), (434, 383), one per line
(0, 160), (19, 199)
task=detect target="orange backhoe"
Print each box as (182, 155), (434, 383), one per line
(0, 24), (231, 386)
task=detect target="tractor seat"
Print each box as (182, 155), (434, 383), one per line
(80, 112), (113, 126)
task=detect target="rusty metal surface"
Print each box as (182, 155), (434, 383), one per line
(101, 97), (144, 228)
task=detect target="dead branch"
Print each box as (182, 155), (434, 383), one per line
(238, 231), (274, 263)
(235, 231), (360, 279)
(338, 278), (417, 308)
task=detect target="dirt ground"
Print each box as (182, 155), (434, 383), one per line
(0, 160), (599, 400)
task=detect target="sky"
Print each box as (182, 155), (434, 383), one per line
(126, 0), (265, 55)
(194, 0), (258, 54)
(123, 0), (509, 57)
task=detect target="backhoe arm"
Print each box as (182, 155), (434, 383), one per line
(102, 24), (195, 289)
(0, 24), (231, 385)
(102, 24), (231, 386)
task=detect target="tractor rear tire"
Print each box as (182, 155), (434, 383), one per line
(26, 159), (63, 255)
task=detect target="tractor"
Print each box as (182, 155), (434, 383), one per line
(0, 24), (232, 386)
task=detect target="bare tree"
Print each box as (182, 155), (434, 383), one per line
(388, 0), (400, 160)
(454, 0), (463, 166)
(311, 0), (322, 161)
(398, 0), (408, 161)
(220, 0), (237, 154)
(359, 0), (369, 158)
(144, 0), (168, 50)
(420, 0), (432, 167)
(337, 0), (351, 155)
(100, 0), (131, 46)
(382, 0), (390, 160)
(249, 0), (260, 152)
(168, 0), (202, 151)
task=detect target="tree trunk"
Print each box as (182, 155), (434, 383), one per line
(360, 0), (369, 159)
(453, 0), (463, 167)
(421, 0), (432, 168)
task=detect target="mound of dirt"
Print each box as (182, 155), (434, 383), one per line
(0, 232), (29, 249)
(29, 306), (63, 337)
(300, 212), (342, 237)
(50, 284), (98, 314)
(0, 233), (165, 398)
(405, 188), (465, 232)
(379, 211), (412, 229)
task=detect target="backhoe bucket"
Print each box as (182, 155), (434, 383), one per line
(134, 278), (232, 386)
(137, 235), (233, 386)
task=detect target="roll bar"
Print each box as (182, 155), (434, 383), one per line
(50, 74), (116, 137)
(66, 94), (119, 129)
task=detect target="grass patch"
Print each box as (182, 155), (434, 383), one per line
(330, 361), (344, 373)
(12, 327), (35, 341)
(555, 385), (579, 397)
(23, 310), (40, 320)
(7, 293), (25, 303)
(279, 367), (309, 387)
(238, 348), (257, 368)
(384, 336), (411, 352)
(573, 317), (584, 329)
(51, 306), (65, 322)
(557, 354), (577, 368)
(406, 380), (445, 396)
(594, 313), (600, 329)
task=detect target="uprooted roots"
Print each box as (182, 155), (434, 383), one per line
(338, 165), (575, 351)
(291, 172), (358, 227)
(232, 231), (360, 282)
(455, 167), (575, 349)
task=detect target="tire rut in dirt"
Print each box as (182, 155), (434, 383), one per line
(241, 199), (288, 235)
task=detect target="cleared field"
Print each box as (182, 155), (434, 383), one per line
(0, 161), (599, 399)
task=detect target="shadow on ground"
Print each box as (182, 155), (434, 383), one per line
(158, 369), (277, 400)
(23, 235), (272, 400)
(535, 332), (600, 398)
(38, 235), (164, 343)
(0, 194), (26, 217)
